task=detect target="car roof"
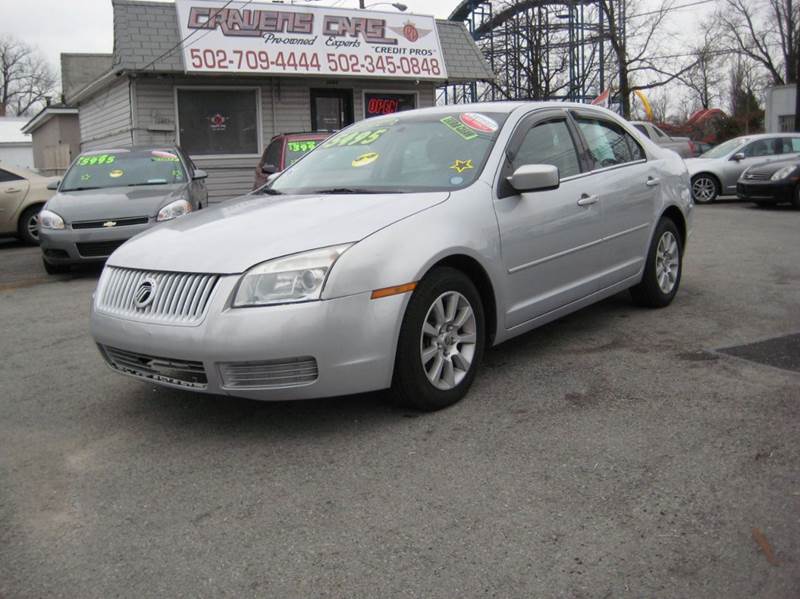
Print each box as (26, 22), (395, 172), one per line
(80, 146), (180, 155)
(400, 100), (619, 118)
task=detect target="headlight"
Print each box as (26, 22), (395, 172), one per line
(770, 166), (796, 181)
(38, 209), (64, 230)
(157, 199), (192, 222)
(233, 244), (352, 307)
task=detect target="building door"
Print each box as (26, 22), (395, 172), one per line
(311, 89), (353, 131)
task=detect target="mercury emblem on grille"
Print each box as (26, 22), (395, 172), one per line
(134, 278), (157, 309)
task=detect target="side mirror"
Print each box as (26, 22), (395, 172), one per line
(731, 153), (745, 161)
(261, 164), (278, 175)
(46, 180), (60, 190)
(508, 164), (560, 193)
(192, 169), (208, 180)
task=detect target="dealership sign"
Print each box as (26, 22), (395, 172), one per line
(175, 0), (448, 80)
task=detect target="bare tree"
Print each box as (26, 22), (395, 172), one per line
(682, 22), (723, 110)
(0, 35), (57, 117)
(718, 0), (798, 85)
(599, 0), (698, 118)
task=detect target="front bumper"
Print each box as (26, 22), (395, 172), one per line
(40, 222), (153, 265)
(90, 275), (408, 401)
(736, 180), (795, 204)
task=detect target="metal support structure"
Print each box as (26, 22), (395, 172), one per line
(438, 0), (616, 106)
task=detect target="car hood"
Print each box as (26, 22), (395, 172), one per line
(744, 157), (800, 174)
(46, 184), (188, 223)
(107, 191), (450, 274)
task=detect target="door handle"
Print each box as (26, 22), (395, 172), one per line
(5, 187), (21, 193)
(577, 193), (599, 207)
(646, 177), (660, 187)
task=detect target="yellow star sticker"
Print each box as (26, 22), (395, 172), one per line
(449, 159), (474, 173)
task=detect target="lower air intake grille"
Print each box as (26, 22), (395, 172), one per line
(101, 345), (207, 389)
(77, 240), (126, 257)
(219, 357), (318, 389)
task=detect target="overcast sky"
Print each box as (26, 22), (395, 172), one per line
(6, 0), (712, 83)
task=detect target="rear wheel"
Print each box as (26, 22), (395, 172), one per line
(630, 218), (682, 308)
(793, 185), (800, 209)
(18, 204), (43, 245)
(392, 267), (485, 411)
(691, 174), (718, 204)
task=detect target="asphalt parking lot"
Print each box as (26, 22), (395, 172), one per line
(1, 202), (798, 598)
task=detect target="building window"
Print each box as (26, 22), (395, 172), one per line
(363, 92), (416, 118)
(779, 115), (795, 132)
(177, 88), (259, 155)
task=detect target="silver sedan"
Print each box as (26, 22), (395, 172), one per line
(685, 133), (800, 203)
(90, 102), (692, 411)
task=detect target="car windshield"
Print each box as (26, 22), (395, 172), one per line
(61, 149), (187, 191)
(285, 137), (326, 167)
(701, 138), (748, 159)
(270, 110), (508, 194)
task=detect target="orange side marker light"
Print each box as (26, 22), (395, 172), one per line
(370, 282), (417, 299)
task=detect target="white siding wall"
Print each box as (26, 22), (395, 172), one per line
(130, 75), (436, 202)
(765, 85), (796, 133)
(79, 78), (133, 150)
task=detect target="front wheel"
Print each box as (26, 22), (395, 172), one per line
(392, 267), (485, 411)
(42, 258), (70, 275)
(630, 218), (683, 308)
(691, 174), (719, 204)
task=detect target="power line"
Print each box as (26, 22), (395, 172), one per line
(626, 0), (717, 20)
(139, 0), (238, 71)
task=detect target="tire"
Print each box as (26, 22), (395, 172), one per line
(792, 185), (800, 210)
(392, 267), (485, 411)
(630, 218), (683, 308)
(17, 204), (43, 245)
(42, 258), (69, 275)
(691, 174), (719, 204)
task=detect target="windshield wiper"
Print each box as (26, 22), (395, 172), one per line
(62, 186), (102, 191)
(260, 187), (283, 195)
(127, 181), (169, 187)
(311, 187), (382, 194)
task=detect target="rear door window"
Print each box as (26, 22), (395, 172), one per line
(575, 117), (644, 168)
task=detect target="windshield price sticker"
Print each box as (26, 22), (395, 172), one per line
(324, 128), (388, 148)
(175, 1), (447, 80)
(288, 140), (319, 152)
(352, 152), (380, 167)
(78, 154), (117, 166)
(151, 151), (180, 162)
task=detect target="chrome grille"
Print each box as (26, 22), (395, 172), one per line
(219, 357), (318, 389)
(97, 267), (219, 324)
(101, 345), (207, 388)
(73, 216), (149, 229)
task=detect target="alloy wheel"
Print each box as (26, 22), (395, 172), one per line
(27, 212), (40, 241)
(692, 176), (716, 203)
(419, 291), (477, 390)
(655, 231), (680, 294)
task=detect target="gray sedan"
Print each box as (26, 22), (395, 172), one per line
(90, 102), (692, 411)
(39, 147), (207, 274)
(685, 133), (800, 203)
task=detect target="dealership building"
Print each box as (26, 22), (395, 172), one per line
(63, 0), (494, 201)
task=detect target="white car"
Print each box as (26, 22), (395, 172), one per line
(90, 102), (692, 411)
(0, 163), (59, 244)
